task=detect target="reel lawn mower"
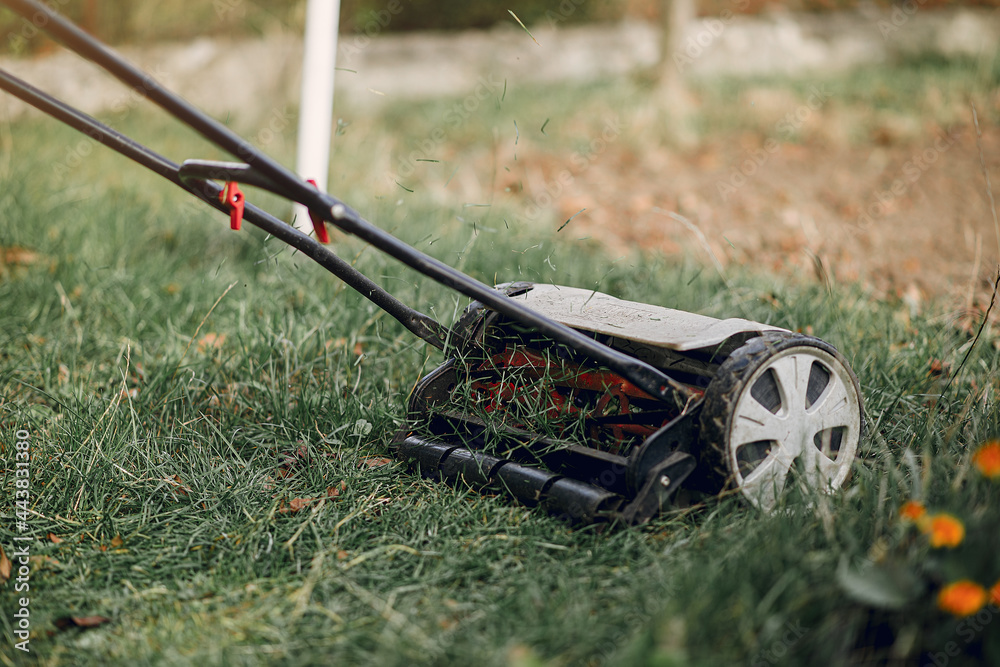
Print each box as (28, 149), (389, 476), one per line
(0, 0), (863, 524)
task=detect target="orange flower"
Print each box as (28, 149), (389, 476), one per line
(990, 581), (1000, 608)
(972, 440), (1000, 479)
(925, 513), (965, 548)
(938, 581), (988, 617)
(900, 500), (926, 521)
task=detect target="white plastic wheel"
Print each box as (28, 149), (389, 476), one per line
(700, 334), (863, 511)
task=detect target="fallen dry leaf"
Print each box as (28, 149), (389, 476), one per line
(110, 535), (123, 548)
(278, 484), (345, 514)
(281, 497), (315, 514)
(164, 475), (191, 496)
(1, 246), (41, 266)
(279, 497), (316, 514)
(0, 546), (11, 583)
(47, 532), (63, 544)
(53, 615), (112, 631)
(359, 457), (392, 469)
(29, 555), (63, 571)
(275, 444), (312, 479)
(197, 333), (226, 353)
(928, 359), (950, 377)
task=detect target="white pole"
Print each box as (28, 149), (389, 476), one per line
(293, 0), (341, 231)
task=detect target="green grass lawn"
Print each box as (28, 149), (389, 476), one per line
(2, 58), (1000, 666)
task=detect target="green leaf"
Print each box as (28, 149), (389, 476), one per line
(836, 557), (922, 610)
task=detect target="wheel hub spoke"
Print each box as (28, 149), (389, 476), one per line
(810, 380), (853, 436)
(799, 445), (841, 490)
(730, 398), (785, 448)
(726, 345), (861, 511)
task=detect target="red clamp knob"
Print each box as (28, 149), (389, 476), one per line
(219, 181), (244, 230)
(306, 179), (330, 244)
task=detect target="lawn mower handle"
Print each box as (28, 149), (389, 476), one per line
(0, 67), (452, 352)
(0, 0), (694, 405)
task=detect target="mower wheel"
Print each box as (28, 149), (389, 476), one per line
(699, 332), (863, 511)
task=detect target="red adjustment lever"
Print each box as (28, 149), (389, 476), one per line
(306, 179), (330, 244)
(219, 181), (244, 230)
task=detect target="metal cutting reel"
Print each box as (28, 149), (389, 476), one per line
(0, 0), (864, 526)
(393, 283), (863, 523)
(394, 283), (863, 524)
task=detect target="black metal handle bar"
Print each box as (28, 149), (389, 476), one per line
(0, 0), (693, 404)
(178, 160), (286, 197)
(0, 68), (451, 351)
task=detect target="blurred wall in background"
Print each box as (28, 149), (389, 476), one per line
(3, 1), (1000, 54)
(0, 2), (997, 126)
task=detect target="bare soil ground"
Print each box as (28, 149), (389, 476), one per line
(506, 114), (1000, 316)
(4, 13), (998, 317)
